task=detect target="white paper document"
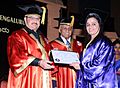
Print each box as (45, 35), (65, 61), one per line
(51, 50), (80, 64)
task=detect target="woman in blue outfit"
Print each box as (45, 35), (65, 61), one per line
(75, 12), (117, 88)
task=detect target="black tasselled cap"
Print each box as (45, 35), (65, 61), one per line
(17, 4), (46, 25)
(18, 4), (42, 16)
(60, 16), (74, 27)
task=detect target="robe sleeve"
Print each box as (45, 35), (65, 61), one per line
(82, 44), (115, 81)
(7, 32), (36, 76)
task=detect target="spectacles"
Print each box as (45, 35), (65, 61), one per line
(26, 16), (40, 20)
(61, 26), (72, 31)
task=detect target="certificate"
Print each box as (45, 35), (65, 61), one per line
(50, 50), (80, 64)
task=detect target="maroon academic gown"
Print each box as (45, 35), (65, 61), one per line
(50, 37), (83, 88)
(7, 28), (52, 88)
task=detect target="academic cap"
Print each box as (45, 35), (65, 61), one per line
(18, 4), (46, 25)
(60, 16), (75, 27)
(80, 8), (109, 26)
(58, 16), (75, 33)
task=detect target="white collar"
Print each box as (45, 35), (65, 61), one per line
(60, 35), (71, 44)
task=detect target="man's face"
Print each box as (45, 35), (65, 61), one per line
(60, 25), (73, 39)
(24, 14), (41, 31)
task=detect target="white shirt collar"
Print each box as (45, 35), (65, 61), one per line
(60, 35), (71, 44)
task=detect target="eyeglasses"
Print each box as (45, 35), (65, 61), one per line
(61, 26), (72, 31)
(26, 16), (40, 20)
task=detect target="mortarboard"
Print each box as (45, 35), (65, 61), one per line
(58, 16), (75, 33)
(18, 4), (46, 25)
(79, 8), (109, 26)
(60, 16), (75, 27)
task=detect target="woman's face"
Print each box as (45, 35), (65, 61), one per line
(86, 17), (100, 37)
(114, 43), (120, 55)
(24, 14), (41, 31)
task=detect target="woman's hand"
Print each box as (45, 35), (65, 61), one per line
(70, 62), (80, 70)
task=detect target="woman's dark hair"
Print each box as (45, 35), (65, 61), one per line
(113, 39), (120, 46)
(86, 13), (102, 26)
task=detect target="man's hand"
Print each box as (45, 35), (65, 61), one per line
(38, 60), (54, 70)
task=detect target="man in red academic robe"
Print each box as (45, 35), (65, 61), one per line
(50, 16), (83, 88)
(7, 4), (54, 88)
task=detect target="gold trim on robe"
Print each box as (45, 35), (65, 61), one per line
(24, 29), (50, 88)
(14, 56), (35, 76)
